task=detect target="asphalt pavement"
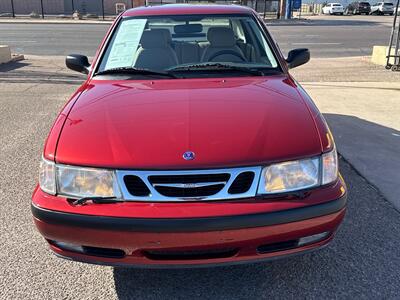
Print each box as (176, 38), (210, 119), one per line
(0, 15), (394, 58)
(0, 55), (400, 299)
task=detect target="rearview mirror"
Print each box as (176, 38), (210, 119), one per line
(66, 54), (90, 74)
(286, 48), (310, 69)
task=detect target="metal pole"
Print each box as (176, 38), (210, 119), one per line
(10, 0), (15, 18)
(40, 0), (44, 19)
(101, 0), (105, 20)
(263, 0), (266, 18)
(131, 0), (134, 8)
(386, 0), (400, 68)
(72, 0), (75, 13)
(394, 7), (400, 67)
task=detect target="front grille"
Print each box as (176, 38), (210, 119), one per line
(124, 175), (151, 196)
(149, 173), (230, 184)
(117, 166), (262, 202)
(143, 248), (238, 260)
(228, 171), (255, 194)
(149, 173), (230, 198)
(154, 184), (225, 197)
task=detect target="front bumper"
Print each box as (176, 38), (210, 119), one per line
(32, 182), (347, 267)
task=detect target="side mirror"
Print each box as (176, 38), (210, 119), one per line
(66, 54), (90, 74)
(286, 48), (310, 69)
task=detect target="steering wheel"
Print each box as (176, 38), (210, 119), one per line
(208, 50), (247, 62)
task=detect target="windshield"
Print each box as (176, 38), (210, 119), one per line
(97, 14), (279, 77)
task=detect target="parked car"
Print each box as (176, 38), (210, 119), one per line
(322, 3), (345, 14)
(345, 1), (371, 14)
(32, 4), (347, 268)
(370, 2), (394, 14)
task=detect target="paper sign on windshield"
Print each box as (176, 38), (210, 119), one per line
(105, 19), (147, 70)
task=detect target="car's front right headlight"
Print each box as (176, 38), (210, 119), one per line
(257, 148), (338, 195)
(56, 164), (119, 199)
(39, 158), (121, 199)
(258, 157), (320, 194)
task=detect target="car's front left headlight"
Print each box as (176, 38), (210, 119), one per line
(39, 158), (121, 198)
(258, 149), (338, 195)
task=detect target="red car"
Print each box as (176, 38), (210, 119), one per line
(32, 4), (347, 267)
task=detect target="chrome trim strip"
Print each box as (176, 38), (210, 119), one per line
(152, 182), (227, 189)
(116, 166), (262, 202)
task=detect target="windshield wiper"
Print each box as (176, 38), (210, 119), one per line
(95, 67), (179, 78)
(168, 63), (265, 76)
(72, 196), (125, 206)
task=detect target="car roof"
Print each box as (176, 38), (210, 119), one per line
(122, 4), (254, 17)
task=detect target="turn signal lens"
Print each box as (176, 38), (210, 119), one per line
(39, 158), (56, 195)
(322, 149), (338, 185)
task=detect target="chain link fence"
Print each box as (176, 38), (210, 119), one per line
(0, 0), (145, 19)
(0, 0), (280, 19)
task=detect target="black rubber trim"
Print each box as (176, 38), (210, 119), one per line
(32, 195), (346, 233)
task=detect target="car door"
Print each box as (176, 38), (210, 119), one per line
(324, 4), (331, 13)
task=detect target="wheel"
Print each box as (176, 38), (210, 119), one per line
(389, 13), (394, 16)
(392, 65), (399, 71)
(340, 12), (344, 15)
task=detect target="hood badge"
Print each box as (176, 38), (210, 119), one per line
(183, 151), (195, 161)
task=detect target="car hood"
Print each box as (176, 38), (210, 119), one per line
(55, 76), (322, 169)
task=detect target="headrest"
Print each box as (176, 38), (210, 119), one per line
(140, 29), (172, 49)
(207, 27), (236, 47)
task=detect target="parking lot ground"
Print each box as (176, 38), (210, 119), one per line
(292, 57), (400, 210)
(1, 56), (400, 299)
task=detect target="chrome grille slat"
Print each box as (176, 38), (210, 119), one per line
(116, 166), (262, 202)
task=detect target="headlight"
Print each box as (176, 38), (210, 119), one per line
(57, 165), (120, 198)
(258, 157), (320, 194)
(38, 157), (121, 198)
(39, 158), (56, 195)
(258, 149), (338, 194)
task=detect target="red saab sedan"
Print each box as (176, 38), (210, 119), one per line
(32, 4), (346, 267)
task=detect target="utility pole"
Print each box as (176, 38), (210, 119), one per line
(279, 0), (287, 19)
(40, 0), (44, 19)
(101, 0), (105, 20)
(10, 0), (15, 18)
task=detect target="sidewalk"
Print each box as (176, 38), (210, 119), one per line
(1, 55), (399, 210)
